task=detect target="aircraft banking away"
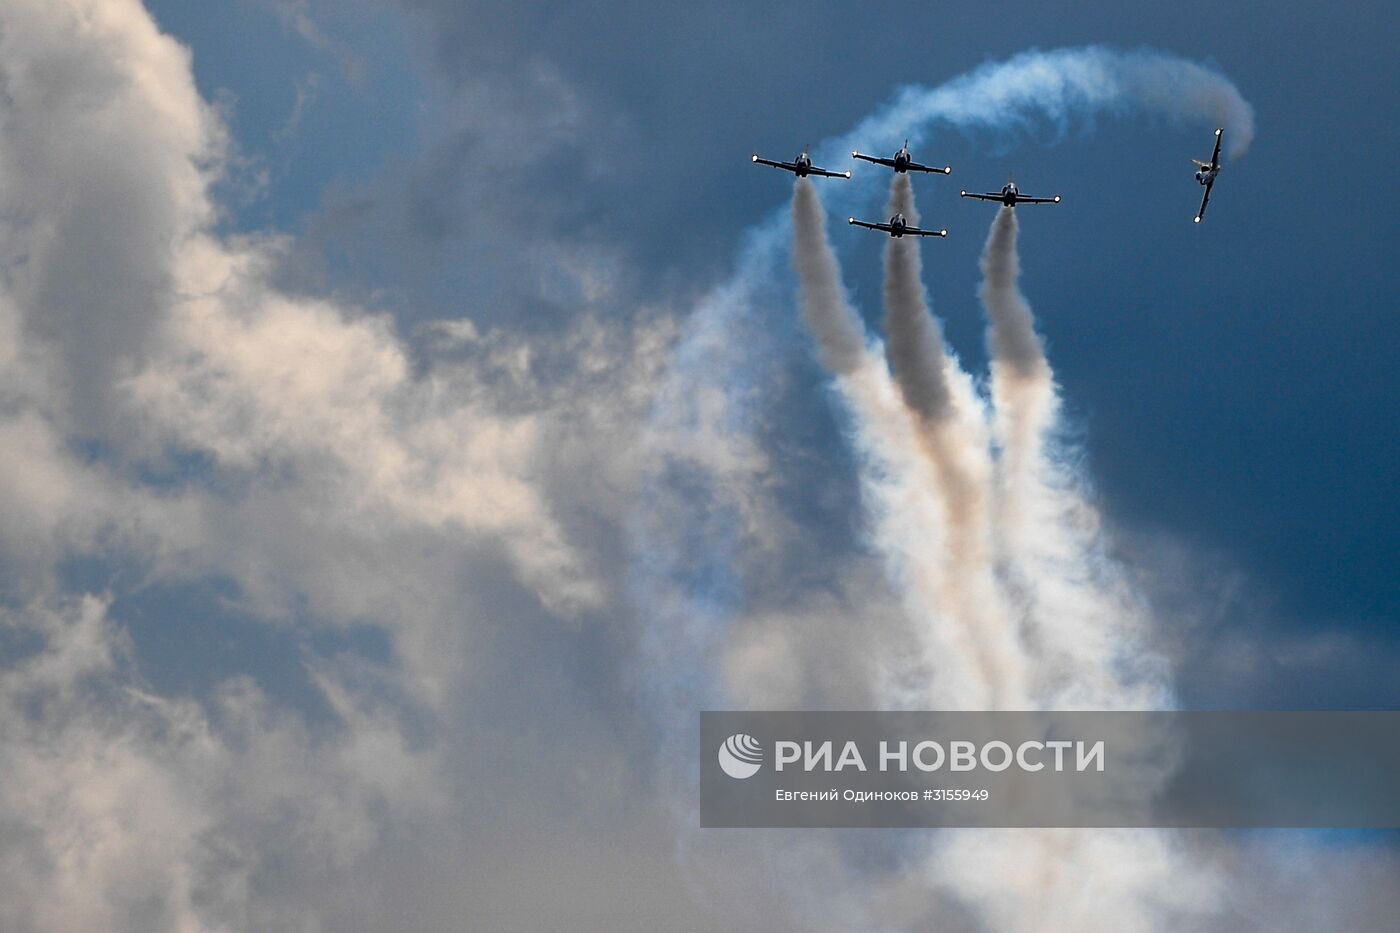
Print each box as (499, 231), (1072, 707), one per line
(848, 213), (947, 238)
(1193, 128), (1224, 223)
(851, 140), (951, 175)
(751, 147), (850, 179)
(960, 180), (1061, 207)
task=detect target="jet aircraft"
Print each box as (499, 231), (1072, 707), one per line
(959, 180), (1060, 207)
(847, 213), (947, 238)
(850, 140), (951, 175)
(1192, 128), (1224, 223)
(751, 147), (850, 179)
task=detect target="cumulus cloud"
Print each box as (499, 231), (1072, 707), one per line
(0, 1), (692, 928)
(0, 595), (443, 931)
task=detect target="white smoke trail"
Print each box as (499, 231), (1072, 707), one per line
(881, 174), (954, 424)
(855, 46), (1256, 161)
(981, 208), (1056, 541)
(792, 177), (989, 708)
(791, 179), (867, 379)
(977, 207), (1171, 708)
(880, 174), (1026, 709)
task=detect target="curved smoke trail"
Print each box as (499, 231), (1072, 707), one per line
(857, 46), (1256, 161)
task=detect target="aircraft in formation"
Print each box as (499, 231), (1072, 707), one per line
(851, 141), (951, 175)
(960, 179), (1060, 207)
(1192, 128), (1224, 223)
(751, 147), (851, 179)
(753, 131), (1227, 224)
(847, 212), (947, 238)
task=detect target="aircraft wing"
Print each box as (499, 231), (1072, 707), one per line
(847, 218), (890, 233)
(959, 191), (1004, 201)
(808, 165), (851, 179)
(751, 155), (796, 173)
(1194, 180), (1214, 223)
(906, 160), (952, 175)
(1017, 195), (1061, 204)
(902, 225), (948, 237)
(1209, 129), (1223, 170)
(852, 151), (896, 169)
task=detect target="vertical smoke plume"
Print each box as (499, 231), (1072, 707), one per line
(880, 174), (1025, 708)
(981, 208), (1050, 381)
(975, 206), (1169, 709)
(881, 174), (952, 422)
(789, 176), (992, 707)
(980, 207), (1057, 537)
(791, 179), (866, 377)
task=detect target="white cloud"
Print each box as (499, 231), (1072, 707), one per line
(0, 2), (687, 928)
